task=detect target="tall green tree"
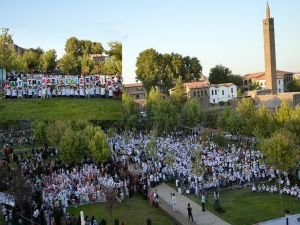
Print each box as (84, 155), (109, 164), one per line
(182, 56), (202, 81)
(107, 41), (122, 61)
(146, 87), (162, 120)
(0, 28), (15, 71)
(235, 98), (256, 136)
(89, 130), (111, 163)
(172, 76), (186, 103)
(136, 48), (161, 93)
(40, 49), (57, 73)
(181, 98), (203, 128)
(46, 120), (70, 147)
(209, 64), (232, 84)
(22, 50), (41, 72)
(122, 92), (139, 130)
(253, 105), (275, 140)
(65, 37), (81, 56)
(80, 54), (94, 75)
(274, 101), (292, 128)
(59, 53), (80, 74)
(32, 121), (48, 148)
(103, 56), (121, 75)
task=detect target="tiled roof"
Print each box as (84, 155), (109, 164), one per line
(123, 83), (144, 88)
(184, 81), (210, 89)
(243, 70), (293, 80)
(210, 83), (234, 88)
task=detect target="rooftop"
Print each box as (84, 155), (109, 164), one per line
(243, 70), (293, 80)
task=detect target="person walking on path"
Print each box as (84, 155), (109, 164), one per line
(187, 203), (193, 222)
(172, 193), (177, 212)
(201, 193), (206, 212)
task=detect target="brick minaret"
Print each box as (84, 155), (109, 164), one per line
(263, 2), (277, 94)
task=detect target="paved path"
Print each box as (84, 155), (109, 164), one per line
(154, 183), (231, 225)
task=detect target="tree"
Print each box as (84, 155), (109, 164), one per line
(253, 105), (275, 140)
(40, 49), (57, 73)
(80, 54), (94, 75)
(227, 74), (243, 86)
(103, 56), (121, 75)
(146, 87), (162, 120)
(32, 121), (48, 148)
(153, 98), (179, 135)
(0, 28), (15, 71)
(65, 37), (81, 56)
(181, 98), (203, 128)
(22, 50), (42, 72)
(122, 92), (139, 130)
(274, 101), (292, 128)
(260, 128), (300, 216)
(58, 127), (84, 164)
(46, 121), (71, 147)
(136, 48), (161, 93)
(172, 76), (186, 103)
(89, 130), (111, 163)
(59, 53), (80, 74)
(209, 65), (232, 84)
(182, 56), (202, 81)
(106, 41), (122, 61)
(91, 42), (104, 54)
(235, 98), (256, 136)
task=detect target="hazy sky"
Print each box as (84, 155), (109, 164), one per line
(1, 1), (300, 83)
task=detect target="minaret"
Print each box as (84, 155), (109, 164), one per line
(263, 2), (277, 94)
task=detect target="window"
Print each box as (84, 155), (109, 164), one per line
(279, 88), (281, 93)
(205, 90), (207, 96)
(231, 88), (233, 93)
(201, 90), (203, 96)
(222, 90), (224, 95)
(197, 90), (200, 97)
(136, 94), (139, 99)
(215, 90), (217, 95)
(278, 80), (280, 85)
(211, 90), (214, 95)
(193, 91), (196, 97)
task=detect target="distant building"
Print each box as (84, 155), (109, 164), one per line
(123, 83), (147, 106)
(209, 83), (237, 104)
(89, 54), (108, 64)
(184, 81), (210, 108)
(243, 70), (293, 93)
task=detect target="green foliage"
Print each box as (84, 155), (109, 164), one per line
(46, 120), (71, 147)
(22, 49), (42, 72)
(89, 130), (110, 163)
(253, 105), (275, 140)
(136, 48), (202, 94)
(248, 81), (262, 91)
(287, 79), (300, 92)
(209, 65), (232, 84)
(59, 53), (80, 74)
(65, 37), (81, 56)
(80, 54), (94, 75)
(103, 56), (121, 75)
(0, 28), (15, 71)
(32, 121), (48, 146)
(146, 87), (162, 120)
(152, 98), (179, 135)
(136, 48), (161, 93)
(172, 76), (186, 103)
(122, 92), (139, 130)
(59, 127), (84, 164)
(106, 41), (122, 61)
(260, 129), (299, 171)
(204, 109), (218, 128)
(274, 101), (292, 127)
(40, 49), (57, 73)
(235, 98), (256, 136)
(181, 98), (203, 128)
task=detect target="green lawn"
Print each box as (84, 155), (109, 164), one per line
(67, 195), (175, 225)
(0, 98), (122, 120)
(185, 187), (300, 225)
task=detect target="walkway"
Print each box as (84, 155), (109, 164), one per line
(154, 183), (231, 225)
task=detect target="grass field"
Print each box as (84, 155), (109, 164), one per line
(0, 98), (122, 120)
(185, 187), (300, 225)
(67, 195), (175, 225)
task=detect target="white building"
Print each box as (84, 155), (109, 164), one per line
(209, 83), (237, 104)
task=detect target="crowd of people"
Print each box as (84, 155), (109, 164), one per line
(2, 73), (122, 99)
(0, 128), (33, 147)
(1, 129), (300, 225)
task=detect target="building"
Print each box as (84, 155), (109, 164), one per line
(89, 54), (108, 64)
(243, 70), (293, 93)
(209, 83), (237, 104)
(183, 81), (210, 108)
(123, 83), (147, 106)
(263, 2), (277, 94)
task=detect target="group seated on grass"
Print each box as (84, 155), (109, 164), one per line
(2, 73), (122, 99)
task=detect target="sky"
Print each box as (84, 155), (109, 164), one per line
(1, 0), (300, 83)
